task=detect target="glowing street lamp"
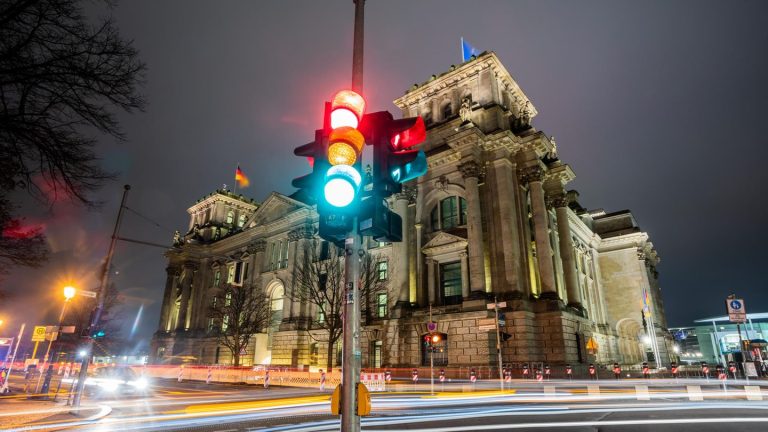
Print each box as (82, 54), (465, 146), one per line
(63, 286), (76, 300)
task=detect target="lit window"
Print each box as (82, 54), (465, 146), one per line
(377, 293), (387, 318)
(226, 210), (234, 224)
(213, 270), (221, 287)
(440, 262), (462, 305)
(237, 214), (246, 228)
(280, 241), (289, 269)
(431, 196), (467, 231)
(222, 315), (229, 331)
(227, 265), (235, 283)
(377, 261), (388, 281)
(225, 292), (232, 306)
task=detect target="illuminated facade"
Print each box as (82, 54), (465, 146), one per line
(152, 52), (671, 369)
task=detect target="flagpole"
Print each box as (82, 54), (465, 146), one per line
(233, 163), (238, 195)
(460, 37), (465, 62)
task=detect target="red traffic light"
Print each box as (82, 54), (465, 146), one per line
(391, 116), (426, 149)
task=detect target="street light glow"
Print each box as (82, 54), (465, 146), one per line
(63, 285), (76, 299)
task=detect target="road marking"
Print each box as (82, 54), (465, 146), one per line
(587, 385), (600, 397)
(687, 385), (703, 401)
(635, 385), (650, 401)
(745, 386), (763, 401)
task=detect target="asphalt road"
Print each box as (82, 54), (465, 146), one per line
(2, 377), (767, 431)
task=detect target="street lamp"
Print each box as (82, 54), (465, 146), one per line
(63, 286), (76, 300)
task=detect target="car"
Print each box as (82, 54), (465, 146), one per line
(84, 366), (151, 397)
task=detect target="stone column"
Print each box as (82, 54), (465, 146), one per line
(159, 266), (179, 332)
(427, 258), (436, 305)
(458, 161), (487, 296)
(175, 262), (196, 332)
(393, 190), (411, 305)
(460, 252), (470, 299)
(491, 158), (524, 297)
(520, 166), (557, 298)
(415, 223), (426, 306)
(552, 194), (583, 310)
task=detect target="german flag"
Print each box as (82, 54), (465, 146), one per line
(235, 165), (250, 188)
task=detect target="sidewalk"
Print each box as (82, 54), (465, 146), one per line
(0, 398), (106, 431)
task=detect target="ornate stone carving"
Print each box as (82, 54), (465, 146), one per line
(172, 230), (181, 246)
(459, 97), (472, 123)
(458, 160), (484, 180)
(247, 240), (266, 254)
(395, 185), (417, 204)
(636, 247), (647, 260)
(519, 165), (545, 184)
(548, 193), (570, 209)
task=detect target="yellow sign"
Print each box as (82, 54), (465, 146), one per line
(31, 326), (46, 342)
(586, 337), (598, 351)
(330, 384), (341, 415)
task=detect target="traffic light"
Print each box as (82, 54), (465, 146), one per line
(358, 111), (427, 241)
(91, 329), (106, 338)
(293, 90), (367, 244)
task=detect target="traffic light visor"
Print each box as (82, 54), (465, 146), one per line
(391, 150), (427, 184)
(331, 90), (365, 128)
(324, 165), (361, 208)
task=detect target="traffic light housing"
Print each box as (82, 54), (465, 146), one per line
(358, 111), (426, 241)
(293, 91), (367, 244)
(91, 329), (106, 338)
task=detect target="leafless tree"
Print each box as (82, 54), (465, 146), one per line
(290, 239), (387, 372)
(0, 0), (144, 283)
(208, 285), (272, 367)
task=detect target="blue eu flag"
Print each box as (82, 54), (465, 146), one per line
(461, 37), (480, 62)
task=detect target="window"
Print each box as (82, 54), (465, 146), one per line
(227, 265), (236, 283)
(370, 341), (383, 368)
(225, 291), (232, 306)
(227, 262), (245, 285)
(222, 315), (229, 332)
(430, 197), (468, 231)
(226, 210), (234, 225)
(280, 241), (289, 268)
(320, 241), (330, 261)
(440, 261), (463, 305)
(377, 261), (388, 281)
(213, 270), (221, 287)
(243, 263), (249, 282)
(442, 103), (452, 120)
(237, 214), (246, 228)
(376, 293), (388, 318)
(318, 305), (326, 324)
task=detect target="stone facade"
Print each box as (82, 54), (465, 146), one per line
(152, 52), (671, 369)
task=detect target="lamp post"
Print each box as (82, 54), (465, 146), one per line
(36, 286), (75, 393)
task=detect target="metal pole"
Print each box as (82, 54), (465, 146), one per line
(341, 222), (362, 432)
(1, 324), (25, 393)
(429, 304), (434, 396)
(72, 185), (130, 409)
(351, 0), (365, 94)
(494, 297), (503, 391)
(736, 323), (749, 382)
(36, 300), (70, 393)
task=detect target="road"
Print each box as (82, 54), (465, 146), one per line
(2, 377), (767, 431)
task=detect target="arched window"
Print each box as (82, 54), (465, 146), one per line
(430, 196), (467, 231)
(270, 285), (284, 326)
(226, 210), (234, 224)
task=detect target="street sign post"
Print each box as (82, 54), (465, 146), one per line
(31, 326), (46, 342)
(726, 298), (746, 323)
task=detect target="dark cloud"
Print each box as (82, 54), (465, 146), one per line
(4, 0), (767, 344)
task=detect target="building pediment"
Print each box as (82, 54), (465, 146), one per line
(247, 192), (308, 228)
(422, 231), (468, 256)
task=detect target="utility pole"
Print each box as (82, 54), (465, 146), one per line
(341, 2), (365, 431)
(72, 185), (130, 409)
(429, 304), (434, 396)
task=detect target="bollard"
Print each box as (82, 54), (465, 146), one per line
(589, 363), (597, 381)
(613, 363), (621, 380)
(320, 369), (326, 391)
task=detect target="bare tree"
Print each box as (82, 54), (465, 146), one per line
(290, 239), (387, 372)
(0, 0), (146, 204)
(208, 285), (272, 367)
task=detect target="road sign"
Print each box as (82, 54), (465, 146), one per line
(31, 326), (46, 342)
(427, 321), (437, 333)
(0, 338), (12, 346)
(487, 302), (507, 309)
(726, 298), (746, 323)
(79, 290), (97, 298)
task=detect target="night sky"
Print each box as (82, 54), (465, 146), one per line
(4, 0), (767, 352)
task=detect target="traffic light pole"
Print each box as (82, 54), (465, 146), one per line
(72, 185), (130, 410)
(493, 298), (504, 391)
(341, 221), (362, 432)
